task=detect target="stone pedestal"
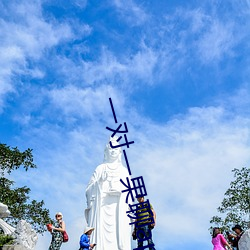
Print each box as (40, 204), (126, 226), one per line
(1, 246), (26, 250)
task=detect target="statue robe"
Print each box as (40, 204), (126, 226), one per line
(85, 163), (132, 250)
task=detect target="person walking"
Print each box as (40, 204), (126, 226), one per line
(48, 212), (66, 250)
(79, 227), (96, 250)
(212, 227), (232, 250)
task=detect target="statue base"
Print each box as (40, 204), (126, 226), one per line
(1, 245), (26, 250)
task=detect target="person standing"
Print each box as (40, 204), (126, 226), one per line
(79, 227), (96, 250)
(212, 227), (232, 250)
(48, 212), (66, 250)
(132, 196), (156, 250)
(231, 225), (244, 250)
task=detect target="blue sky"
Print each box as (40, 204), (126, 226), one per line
(1, 0), (250, 249)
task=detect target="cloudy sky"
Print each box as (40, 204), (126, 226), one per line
(1, 0), (250, 249)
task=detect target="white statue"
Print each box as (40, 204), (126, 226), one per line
(0, 203), (37, 250)
(0, 202), (15, 235)
(0, 202), (11, 218)
(85, 137), (132, 250)
(239, 229), (250, 250)
(13, 220), (38, 250)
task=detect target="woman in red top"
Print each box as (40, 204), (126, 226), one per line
(212, 227), (232, 250)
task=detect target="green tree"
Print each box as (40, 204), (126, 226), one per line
(210, 167), (250, 232)
(0, 143), (52, 233)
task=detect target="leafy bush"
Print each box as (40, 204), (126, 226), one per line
(0, 234), (14, 247)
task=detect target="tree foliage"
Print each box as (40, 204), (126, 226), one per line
(0, 143), (52, 233)
(210, 167), (250, 232)
(0, 144), (36, 175)
(0, 234), (14, 246)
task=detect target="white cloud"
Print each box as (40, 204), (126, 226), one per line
(48, 84), (125, 121)
(81, 46), (158, 86)
(73, 0), (87, 9)
(0, 2), (73, 58)
(127, 43), (158, 84)
(196, 20), (235, 63)
(82, 48), (127, 85)
(224, 84), (250, 115)
(188, 8), (210, 33)
(159, 7), (240, 68)
(0, 45), (25, 109)
(0, 1), (74, 110)
(112, 0), (148, 26)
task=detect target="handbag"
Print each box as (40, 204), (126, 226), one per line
(132, 229), (137, 240)
(62, 230), (69, 242)
(46, 224), (52, 232)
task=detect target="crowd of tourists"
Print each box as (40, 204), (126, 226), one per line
(212, 224), (245, 250)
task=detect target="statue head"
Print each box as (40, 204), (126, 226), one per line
(103, 136), (122, 163)
(0, 202), (10, 218)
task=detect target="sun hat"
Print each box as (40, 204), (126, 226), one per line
(84, 227), (94, 234)
(55, 212), (63, 218)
